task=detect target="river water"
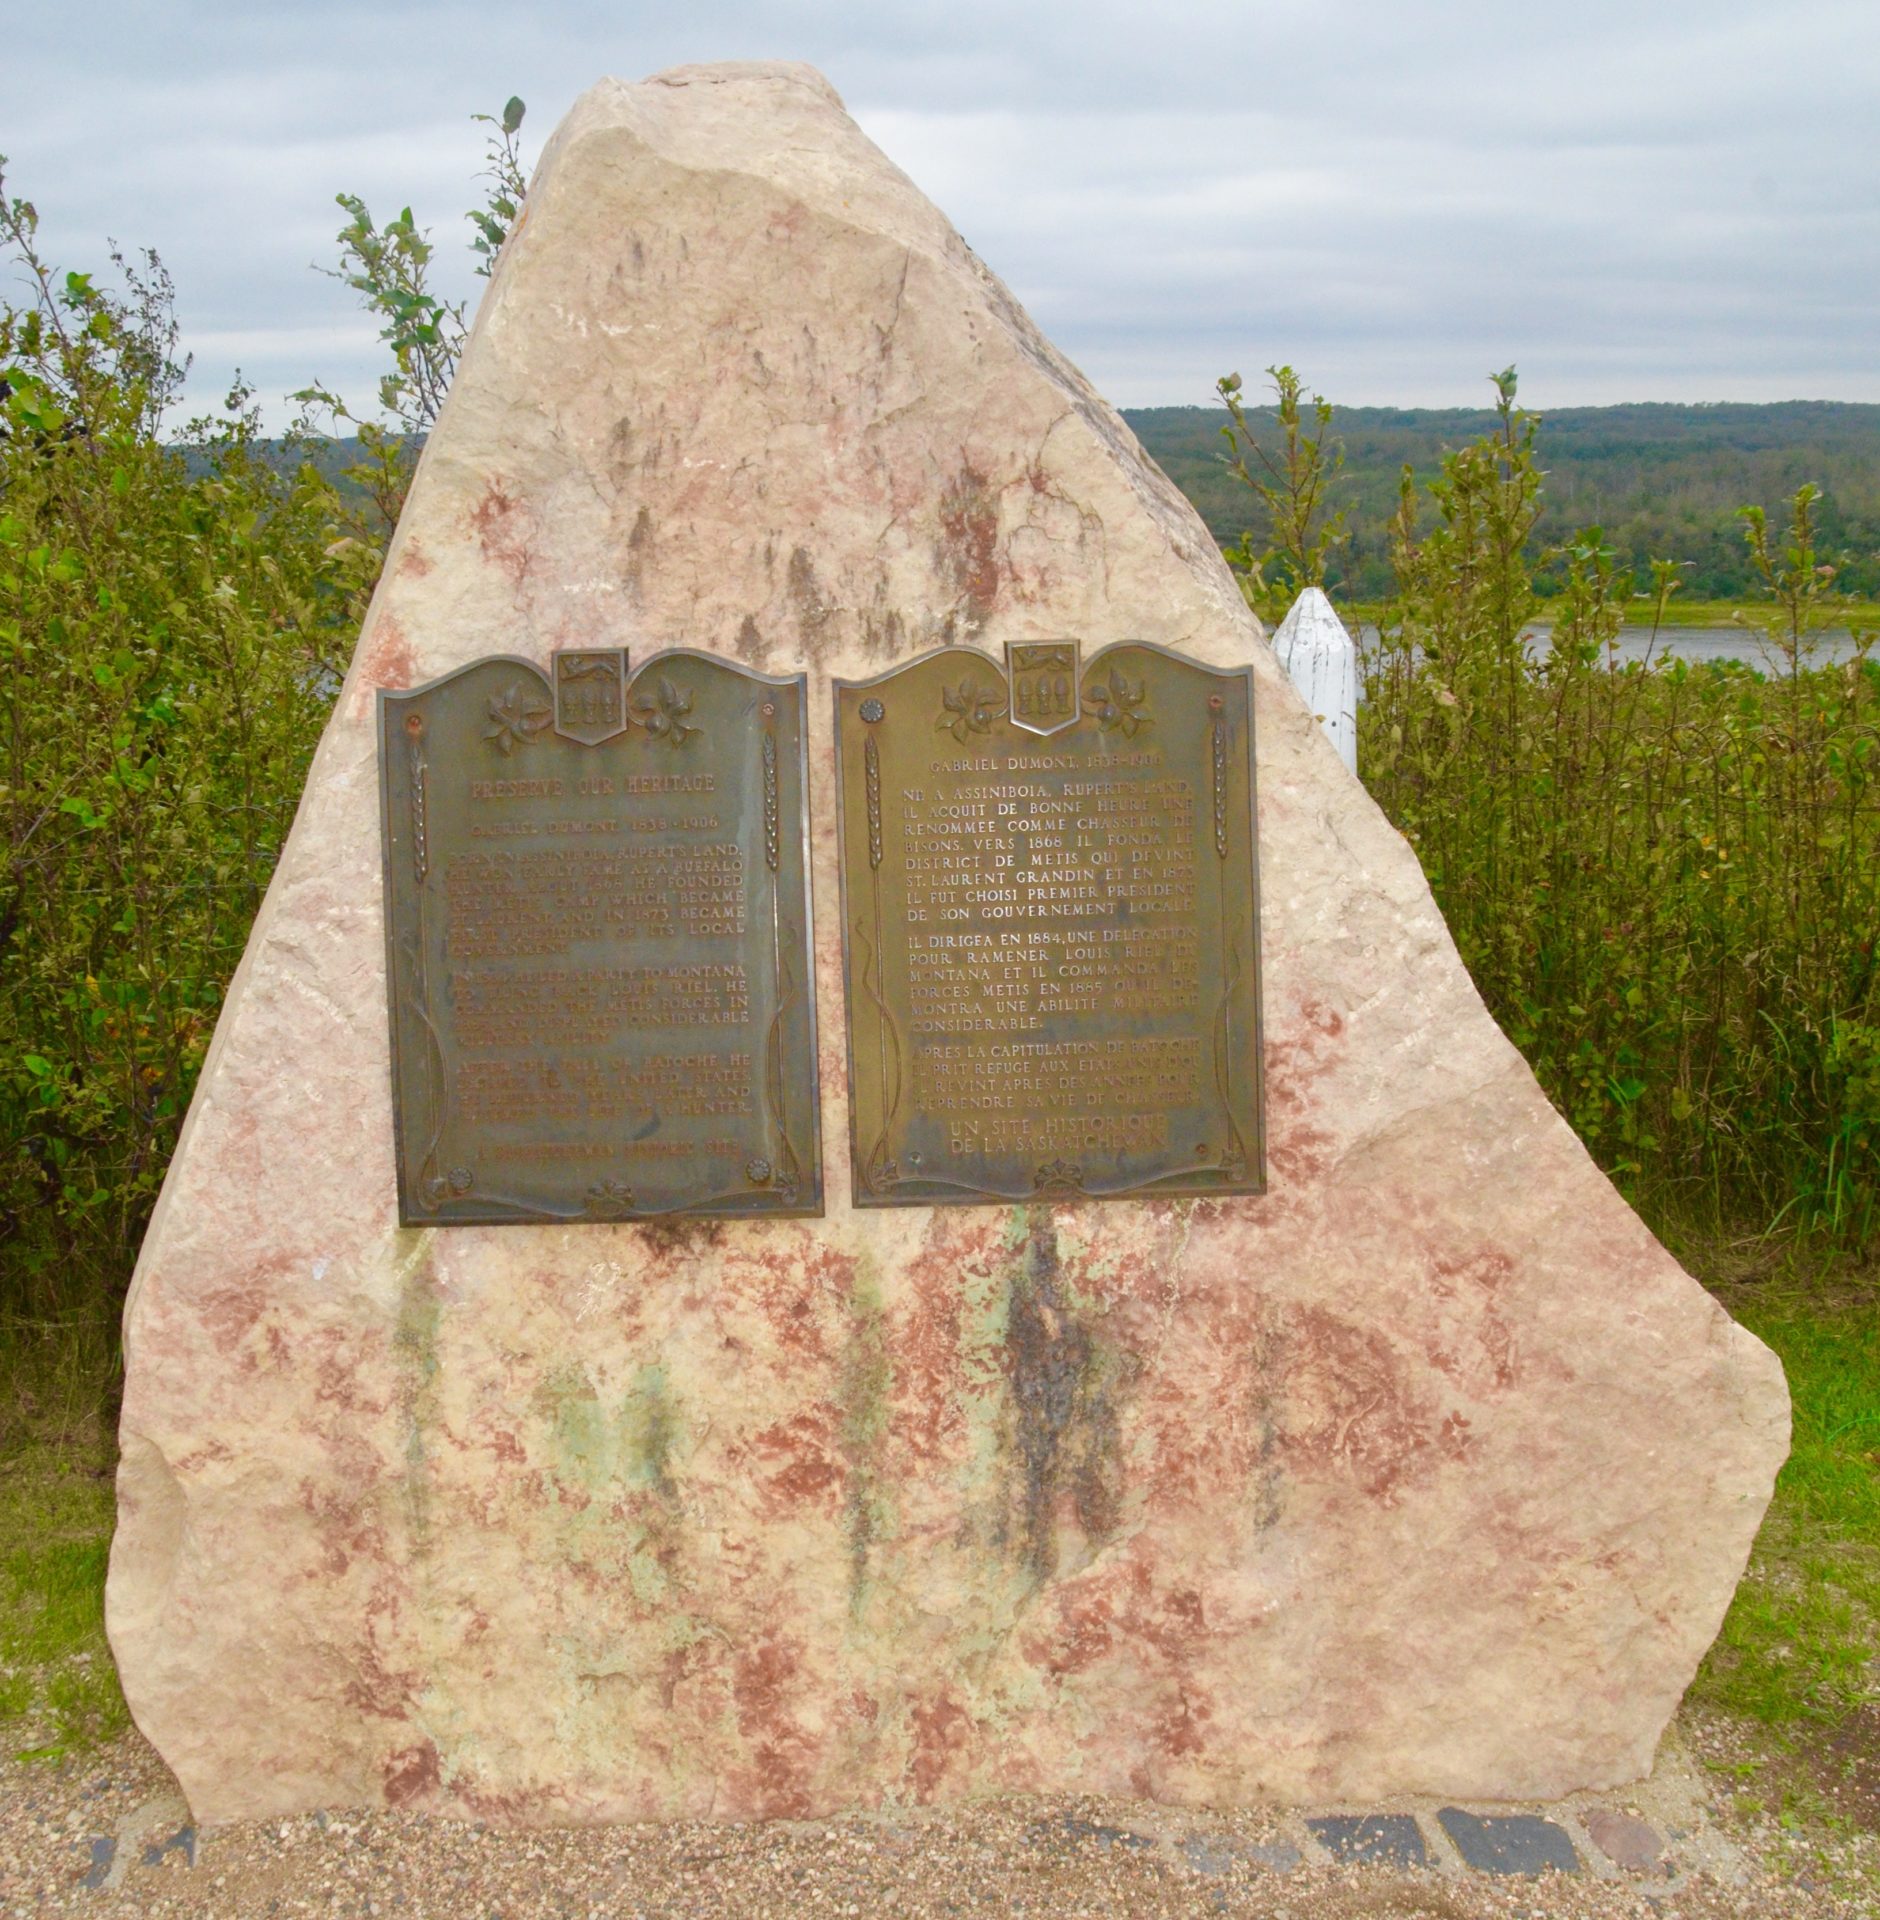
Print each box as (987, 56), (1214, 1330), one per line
(1355, 624), (1870, 671)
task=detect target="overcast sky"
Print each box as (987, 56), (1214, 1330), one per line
(5, 1), (1876, 429)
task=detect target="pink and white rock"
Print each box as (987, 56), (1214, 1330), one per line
(107, 62), (1788, 1826)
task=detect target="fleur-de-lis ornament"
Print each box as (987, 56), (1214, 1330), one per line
(1082, 664), (1151, 737)
(630, 674), (699, 746)
(937, 678), (1000, 743)
(1034, 1158), (1085, 1192)
(483, 682), (553, 753)
(585, 1177), (636, 1217)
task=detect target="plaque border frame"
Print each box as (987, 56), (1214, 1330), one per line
(377, 646), (824, 1227)
(832, 639), (1266, 1209)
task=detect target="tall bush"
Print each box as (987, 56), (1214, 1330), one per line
(1215, 364), (1350, 622)
(1324, 372), (1879, 1243)
(294, 96), (529, 547)
(0, 166), (370, 1371)
(0, 104), (532, 1404)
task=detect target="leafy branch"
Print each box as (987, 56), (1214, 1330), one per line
(1216, 363), (1350, 619)
(291, 100), (531, 586)
(468, 98), (529, 277)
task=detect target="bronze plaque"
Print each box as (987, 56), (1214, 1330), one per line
(835, 639), (1263, 1207)
(379, 649), (821, 1225)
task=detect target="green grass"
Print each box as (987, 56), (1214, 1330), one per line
(1335, 594), (1880, 633)
(0, 1359), (129, 1758)
(1691, 1261), (1880, 1728)
(1630, 596), (1876, 632)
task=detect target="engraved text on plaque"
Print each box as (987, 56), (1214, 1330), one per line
(379, 649), (821, 1224)
(835, 640), (1263, 1206)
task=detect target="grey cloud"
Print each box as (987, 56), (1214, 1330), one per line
(3, 0), (1875, 426)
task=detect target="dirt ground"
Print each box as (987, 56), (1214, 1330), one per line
(2, 1709), (1876, 1920)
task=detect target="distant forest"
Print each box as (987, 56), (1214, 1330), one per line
(1119, 399), (1880, 601)
(278, 399), (1880, 604)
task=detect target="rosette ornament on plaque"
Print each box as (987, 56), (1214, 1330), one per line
(378, 647), (821, 1225)
(835, 638), (1264, 1207)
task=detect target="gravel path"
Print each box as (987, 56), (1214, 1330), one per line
(2, 1718), (1875, 1919)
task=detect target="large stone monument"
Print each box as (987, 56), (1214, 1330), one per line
(107, 62), (1788, 1824)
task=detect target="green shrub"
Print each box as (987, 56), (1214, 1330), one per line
(0, 164), (370, 1390)
(0, 104), (529, 1414)
(1215, 364), (1351, 622)
(1326, 373), (1877, 1243)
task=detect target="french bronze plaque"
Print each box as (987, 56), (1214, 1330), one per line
(835, 639), (1264, 1207)
(379, 649), (821, 1225)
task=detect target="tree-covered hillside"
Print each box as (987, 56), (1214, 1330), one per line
(1121, 399), (1880, 599)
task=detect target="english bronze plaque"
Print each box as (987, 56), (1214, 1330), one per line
(379, 649), (821, 1225)
(835, 639), (1263, 1207)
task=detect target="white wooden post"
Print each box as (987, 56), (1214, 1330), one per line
(1272, 586), (1358, 774)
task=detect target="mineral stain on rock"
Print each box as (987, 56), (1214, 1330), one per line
(392, 1232), (441, 1549)
(536, 1364), (611, 1492)
(1242, 1321), (1287, 1534)
(622, 1363), (680, 1504)
(354, 613), (417, 712)
(1002, 1211), (1128, 1581)
(468, 477), (533, 587)
(381, 1739), (441, 1810)
(838, 1262), (892, 1612)
(532, 1362), (685, 1503)
(936, 462), (1001, 630)
(786, 545), (838, 658)
(622, 502), (653, 595)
